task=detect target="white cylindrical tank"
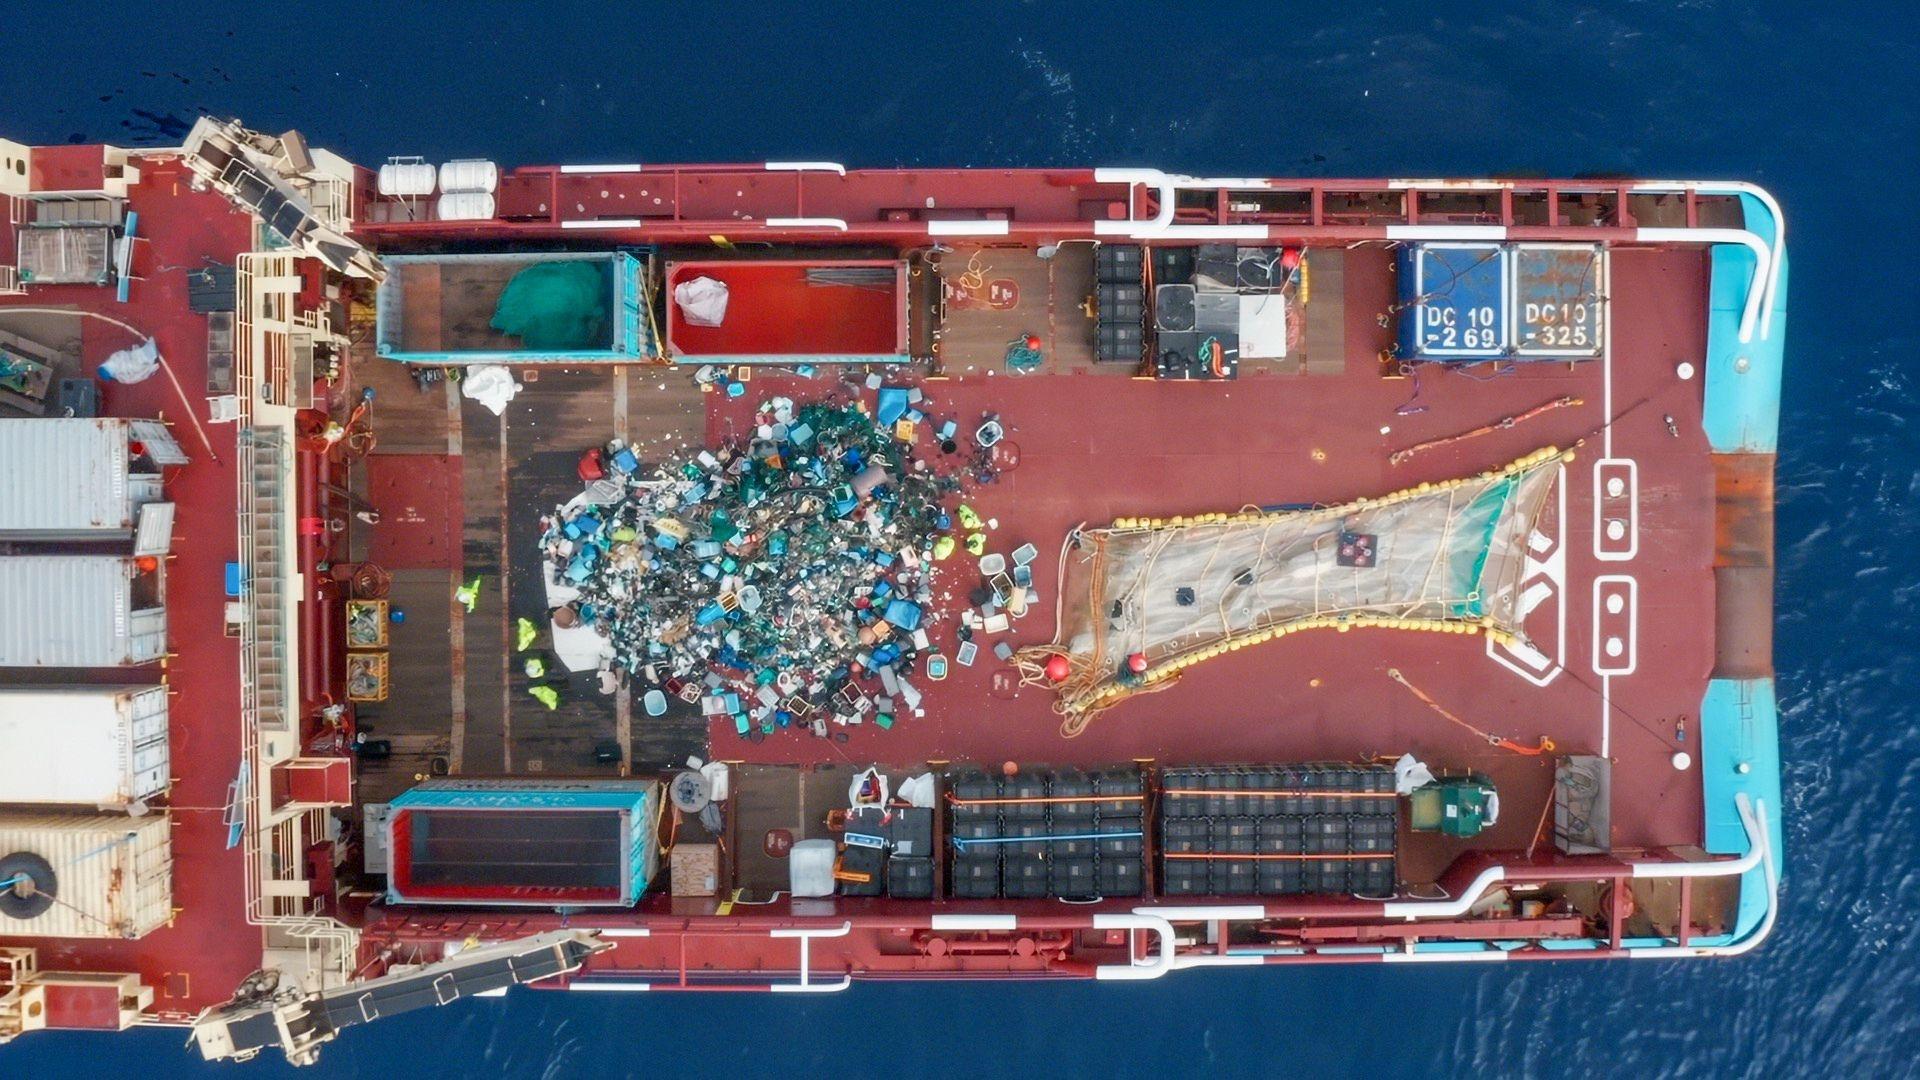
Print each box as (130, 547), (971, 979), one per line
(378, 159), (437, 197)
(0, 686), (170, 808)
(0, 812), (172, 939)
(438, 159), (499, 194)
(435, 192), (497, 221)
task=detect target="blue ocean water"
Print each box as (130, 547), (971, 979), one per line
(2, 3), (1914, 1076)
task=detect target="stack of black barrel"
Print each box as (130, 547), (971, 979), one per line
(1159, 764), (1398, 896)
(948, 767), (1145, 899)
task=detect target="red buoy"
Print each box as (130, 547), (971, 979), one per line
(1044, 654), (1071, 682)
(1127, 652), (1148, 674)
(1023, 334), (1043, 351)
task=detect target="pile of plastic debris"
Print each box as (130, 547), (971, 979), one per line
(538, 391), (984, 739)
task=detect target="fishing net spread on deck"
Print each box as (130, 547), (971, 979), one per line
(491, 261), (609, 350)
(1017, 447), (1569, 734)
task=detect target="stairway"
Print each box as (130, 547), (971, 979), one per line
(242, 429), (289, 732)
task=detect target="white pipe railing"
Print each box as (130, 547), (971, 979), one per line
(768, 921), (854, 993)
(765, 161), (846, 176)
(1091, 912), (1177, 980)
(1095, 792), (1775, 976)
(1636, 227), (1772, 343)
(1091, 168), (1177, 237)
(763, 217), (848, 231)
(1632, 181), (1785, 339)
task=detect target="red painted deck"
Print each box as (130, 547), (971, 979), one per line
(363, 453), (463, 570)
(704, 247), (1713, 856)
(0, 160), (261, 1018)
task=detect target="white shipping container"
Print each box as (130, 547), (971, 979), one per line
(0, 556), (167, 667)
(0, 686), (170, 808)
(0, 418), (185, 541)
(0, 811), (172, 939)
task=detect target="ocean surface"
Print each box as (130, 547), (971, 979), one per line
(2, 3), (1915, 1076)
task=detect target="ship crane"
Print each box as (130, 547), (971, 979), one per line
(189, 930), (609, 1066)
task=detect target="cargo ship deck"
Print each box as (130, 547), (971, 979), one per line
(335, 243), (1741, 930)
(0, 122), (1784, 1063)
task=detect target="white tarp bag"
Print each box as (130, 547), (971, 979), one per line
(98, 337), (161, 384)
(1393, 753), (1435, 796)
(673, 275), (730, 327)
(460, 364), (522, 416)
(699, 760), (731, 803)
(896, 772), (936, 809)
(848, 766), (890, 808)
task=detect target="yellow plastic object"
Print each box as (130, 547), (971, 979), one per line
(454, 575), (483, 613)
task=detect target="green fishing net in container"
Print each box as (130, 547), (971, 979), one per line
(490, 261), (609, 350)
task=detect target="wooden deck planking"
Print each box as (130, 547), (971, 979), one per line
(349, 569), (455, 805)
(936, 245), (1100, 375)
(456, 398), (508, 774)
(1302, 248), (1347, 375)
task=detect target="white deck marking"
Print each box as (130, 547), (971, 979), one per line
(1591, 575), (1639, 676)
(1593, 458), (1640, 562)
(1488, 464), (1566, 686)
(1601, 674), (1612, 758)
(1603, 259), (1615, 458)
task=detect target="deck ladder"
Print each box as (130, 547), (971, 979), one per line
(240, 427), (290, 734)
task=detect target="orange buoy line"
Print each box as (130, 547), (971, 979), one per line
(1389, 395), (1583, 465)
(1385, 667), (1556, 756)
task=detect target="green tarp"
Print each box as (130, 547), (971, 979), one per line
(490, 262), (608, 350)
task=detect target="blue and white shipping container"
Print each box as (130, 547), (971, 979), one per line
(384, 779), (662, 907)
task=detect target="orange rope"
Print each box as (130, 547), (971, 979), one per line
(1162, 852), (1395, 861)
(948, 793), (1144, 807)
(1160, 788), (1396, 800)
(1386, 667), (1555, 756)
(1390, 395), (1582, 465)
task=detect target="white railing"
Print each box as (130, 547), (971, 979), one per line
(237, 252), (300, 408)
